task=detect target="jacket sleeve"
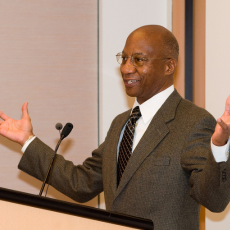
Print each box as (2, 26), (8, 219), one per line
(181, 114), (230, 212)
(18, 137), (105, 203)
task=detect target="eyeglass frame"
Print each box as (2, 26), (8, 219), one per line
(116, 52), (172, 67)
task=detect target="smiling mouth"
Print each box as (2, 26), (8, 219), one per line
(127, 80), (139, 84)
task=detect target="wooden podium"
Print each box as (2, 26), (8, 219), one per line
(0, 187), (153, 230)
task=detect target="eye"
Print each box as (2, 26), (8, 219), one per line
(134, 57), (144, 62)
(133, 57), (146, 66)
(121, 56), (128, 63)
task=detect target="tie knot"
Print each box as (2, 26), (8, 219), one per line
(130, 106), (142, 125)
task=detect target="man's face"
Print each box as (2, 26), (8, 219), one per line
(120, 32), (170, 104)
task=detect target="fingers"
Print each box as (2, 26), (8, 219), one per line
(0, 110), (9, 121)
(212, 118), (230, 146)
(224, 95), (230, 116)
(21, 102), (30, 119)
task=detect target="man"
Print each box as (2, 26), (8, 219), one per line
(0, 25), (230, 230)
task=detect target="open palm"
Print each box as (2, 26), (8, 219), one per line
(0, 102), (33, 146)
(212, 95), (230, 146)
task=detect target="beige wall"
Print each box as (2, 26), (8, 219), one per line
(0, 0), (98, 206)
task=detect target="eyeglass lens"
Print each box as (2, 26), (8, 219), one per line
(116, 53), (147, 67)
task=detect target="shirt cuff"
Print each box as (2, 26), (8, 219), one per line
(211, 138), (230, 162)
(21, 136), (36, 153)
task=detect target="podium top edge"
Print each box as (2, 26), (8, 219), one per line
(0, 186), (153, 230)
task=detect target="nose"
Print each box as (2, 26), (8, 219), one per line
(120, 57), (136, 74)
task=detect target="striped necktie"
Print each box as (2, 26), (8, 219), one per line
(117, 106), (142, 185)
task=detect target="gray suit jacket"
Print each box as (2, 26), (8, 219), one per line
(18, 90), (230, 230)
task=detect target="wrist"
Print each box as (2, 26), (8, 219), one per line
(212, 137), (228, 146)
(21, 134), (35, 146)
(21, 135), (36, 153)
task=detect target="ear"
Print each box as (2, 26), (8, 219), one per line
(164, 59), (177, 75)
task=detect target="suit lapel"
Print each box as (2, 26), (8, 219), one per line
(114, 90), (182, 199)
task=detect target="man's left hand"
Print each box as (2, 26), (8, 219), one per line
(212, 95), (230, 146)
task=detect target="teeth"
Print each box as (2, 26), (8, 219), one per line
(127, 80), (138, 84)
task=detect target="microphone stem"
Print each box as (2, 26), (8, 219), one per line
(39, 138), (62, 196)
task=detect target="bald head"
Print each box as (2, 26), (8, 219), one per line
(128, 25), (179, 61)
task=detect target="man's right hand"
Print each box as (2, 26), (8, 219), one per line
(0, 102), (34, 146)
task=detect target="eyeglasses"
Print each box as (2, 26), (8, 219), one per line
(116, 52), (171, 67)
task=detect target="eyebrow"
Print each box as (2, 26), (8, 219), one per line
(122, 52), (145, 55)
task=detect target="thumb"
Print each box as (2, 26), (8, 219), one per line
(223, 95), (230, 116)
(22, 102), (30, 119)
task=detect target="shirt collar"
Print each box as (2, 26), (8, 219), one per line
(132, 85), (174, 124)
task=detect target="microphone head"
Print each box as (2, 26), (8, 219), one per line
(61, 123), (73, 140)
(55, 123), (63, 130)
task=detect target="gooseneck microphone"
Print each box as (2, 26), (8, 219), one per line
(39, 122), (73, 196)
